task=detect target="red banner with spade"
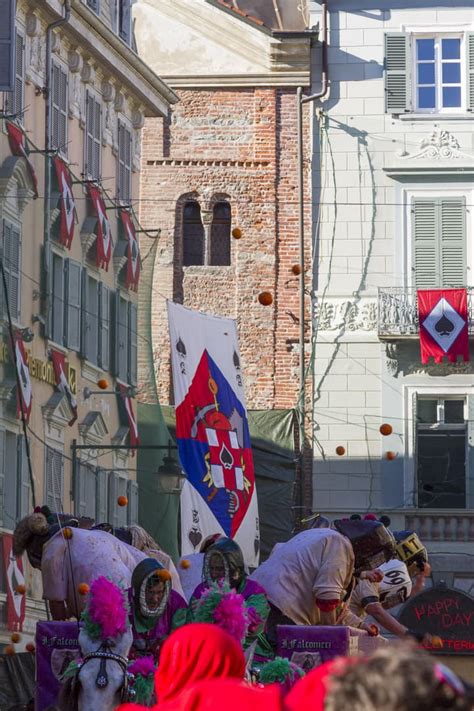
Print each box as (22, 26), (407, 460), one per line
(2, 534), (26, 631)
(120, 210), (140, 291)
(418, 288), (469, 364)
(87, 184), (112, 270)
(53, 158), (76, 249)
(6, 121), (39, 199)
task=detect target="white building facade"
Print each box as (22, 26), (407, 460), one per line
(310, 0), (474, 587)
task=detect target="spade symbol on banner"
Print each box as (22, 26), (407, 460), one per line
(435, 314), (455, 337)
(254, 537), (260, 557)
(220, 442), (234, 470)
(233, 350), (241, 370)
(176, 337), (187, 358)
(188, 528), (202, 549)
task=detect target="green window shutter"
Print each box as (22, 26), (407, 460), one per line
(96, 468), (108, 522)
(4, 432), (18, 531)
(98, 283), (110, 371)
(74, 461), (87, 517)
(0, 1), (15, 92)
(440, 197), (466, 287)
(127, 480), (139, 526)
(2, 221), (21, 321)
(0, 429), (5, 528)
(17, 435), (30, 520)
(108, 472), (119, 527)
(52, 253), (64, 344)
(412, 198), (439, 288)
(45, 446), (63, 512)
(14, 31), (24, 119)
(65, 260), (82, 351)
(83, 275), (99, 364)
(384, 33), (410, 113)
(467, 33), (474, 112)
(128, 301), (137, 386)
(114, 292), (128, 381)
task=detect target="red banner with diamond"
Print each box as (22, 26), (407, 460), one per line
(2, 534), (26, 631)
(120, 210), (140, 291)
(418, 288), (469, 364)
(6, 121), (39, 199)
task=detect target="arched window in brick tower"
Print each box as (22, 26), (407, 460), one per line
(183, 200), (204, 266)
(209, 201), (231, 266)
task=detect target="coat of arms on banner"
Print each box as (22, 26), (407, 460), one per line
(176, 350), (254, 539)
(168, 302), (259, 567)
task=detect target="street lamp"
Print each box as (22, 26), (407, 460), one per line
(158, 440), (185, 495)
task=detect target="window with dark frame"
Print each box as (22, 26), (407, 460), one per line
(45, 446), (64, 512)
(1, 219), (21, 322)
(210, 202), (231, 266)
(49, 253), (82, 350)
(183, 201), (205, 266)
(416, 397), (467, 509)
(118, 0), (132, 45)
(2, 30), (25, 122)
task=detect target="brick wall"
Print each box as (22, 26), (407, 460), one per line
(138, 86), (312, 467)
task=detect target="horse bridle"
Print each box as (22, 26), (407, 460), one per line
(79, 642), (131, 702)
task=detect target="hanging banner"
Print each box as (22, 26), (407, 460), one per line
(6, 120), (39, 199)
(418, 288), (469, 364)
(2, 534), (26, 631)
(117, 384), (140, 453)
(50, 349), (77, 426)
(120, 210), (140, 291)
(87, 184), (112, 270)
(168, 302), (259, 567)
(12, 332), (32, 423)
(53, 157), (76, 249)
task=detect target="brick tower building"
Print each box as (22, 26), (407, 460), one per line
(134, 0), (314, 521)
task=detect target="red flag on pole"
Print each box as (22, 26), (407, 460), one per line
(11, 332), (32, 422)
(2, 534), (26, 632)
(418, 288), (469, 364)
(87, 184), (112, 270)
(120, 210), (140, 291)
(6, 121), (39, 198)
(118, 384), (140, 454)
(50, 349), (78, 425)
(53, 157), (76, 249)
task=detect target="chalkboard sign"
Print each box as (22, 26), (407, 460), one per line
(398, 583), (474, 655)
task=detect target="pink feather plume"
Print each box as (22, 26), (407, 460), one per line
(128, 655), (155, 678)
(212, 591), (249, 643)
(87, 576), (128, 640)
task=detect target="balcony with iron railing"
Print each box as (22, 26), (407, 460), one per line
(378, 287), (474, 338)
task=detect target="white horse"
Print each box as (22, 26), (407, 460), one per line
(58, 625), (133, 711)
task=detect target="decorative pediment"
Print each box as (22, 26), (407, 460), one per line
(42, 393), (75, 437)
(80, 216), (99, 257)
(113, 238), (128, 275)
(0, 156), (36, 214)
(79, 410), (109, 445)
(112, 425), (130, 446)
(385, 129), (474, 178)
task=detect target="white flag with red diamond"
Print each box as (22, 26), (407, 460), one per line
(418, 288), (469, 364)
(168, 302), (260, 567)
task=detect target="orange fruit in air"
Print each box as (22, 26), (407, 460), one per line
(380, 423), (393, 436)
(117, 495), (128, 507)
(291, 264), (302, 275)
(232, 227), (242, 239)
(11, 633), (21, 644)
(16, 584), (26, 595)
(258, 291), (273, 306)
(97, 378), (109, 390)
(5, 645), (15, 656)
(335, 446), (345, 456)
(63, 527), (73, 540)
(431, 636), (443, 649)
(157, 569), (172, 582)
(26, 643), (35, 653)
(386, 451), (397, 461)
(78, 583), (90, 596)
(180, 559), (191, 570)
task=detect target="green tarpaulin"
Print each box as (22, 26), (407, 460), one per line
(138, 402), (297, 562)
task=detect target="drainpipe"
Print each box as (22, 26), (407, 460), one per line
(297, 0), (329, 513)
(43, 0), (71, 324)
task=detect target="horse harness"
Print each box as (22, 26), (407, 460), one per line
(79, 642), (132, 702)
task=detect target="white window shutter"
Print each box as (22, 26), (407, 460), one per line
(412, 198), (440, 289)
(14, 31), (24, 119)
(440, 197), (466, 288)
(52, 253), (65, 344)
(18, 435), (30, 520)
(128, 301), (137, 386)
(384, 33), (411, 113)
(127, 480), (139, 526)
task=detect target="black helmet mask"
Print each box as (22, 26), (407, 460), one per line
(203, 537), (245, 590)
(131, 558), (171, 619)
(334, 519), (395, 575)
